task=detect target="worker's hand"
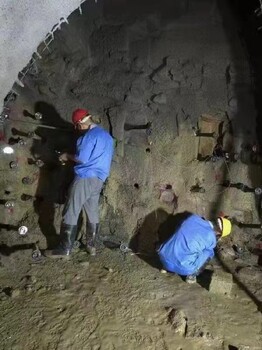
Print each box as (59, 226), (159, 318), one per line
(59, 152), (69, 162)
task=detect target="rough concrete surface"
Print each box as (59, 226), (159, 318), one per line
(0, 0), (84, 107)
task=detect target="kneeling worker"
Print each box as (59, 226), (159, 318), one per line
(47, 108), (114, 257)
(157, 213), (232, 283)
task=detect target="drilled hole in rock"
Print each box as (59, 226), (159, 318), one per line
(166, 184), (172, 190)
(146, 148), (151, 153)
(228, 346), (238, 350)
(2, 287), (12, 296)
(134, 183), (139, 189)
(8, 137), (17, 145)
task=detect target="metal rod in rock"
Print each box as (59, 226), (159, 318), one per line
(237, 222), (262, 229)
(8, 118), (74, 132)
(195, 131), (215, 137)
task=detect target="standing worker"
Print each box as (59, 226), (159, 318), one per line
(47, 108), (114, 257)
(157, 213), (232, 283)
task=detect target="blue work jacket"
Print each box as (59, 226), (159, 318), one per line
(74, 126), (114, 182)
(158, 214), (217, 275)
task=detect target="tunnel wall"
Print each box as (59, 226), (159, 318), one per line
(0, 0), (259, 253)
(0, 0), (84, 108)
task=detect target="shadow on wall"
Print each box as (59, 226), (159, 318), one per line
(129, 209), (191, 269)
(215, 1), (262, 219)
(232, 0), (262, 220)
(28, 102), (75, 248)
(0, 243), (35, 256)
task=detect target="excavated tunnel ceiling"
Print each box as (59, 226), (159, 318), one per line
(0, 0), (85, 108)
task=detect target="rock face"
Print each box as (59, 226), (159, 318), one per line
(0, 1), (259, 258)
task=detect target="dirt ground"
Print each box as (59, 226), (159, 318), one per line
(0, 237), (262, 350)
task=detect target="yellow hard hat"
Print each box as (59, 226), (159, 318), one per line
(218, 217), (232, 238)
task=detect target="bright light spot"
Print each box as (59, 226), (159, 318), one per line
(3, 146), (14, 154)
(18, 226), (28, 236)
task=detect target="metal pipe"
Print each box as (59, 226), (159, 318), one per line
(195, 131), (215, 137)
(0, 200), (15, 208)
(9, 161), (18, 169)
(220, 181), (262, 194)
(21, 194), (43, 202)
(22, 177), (34, 185)
(237, 222), (262, 229)
(28, 158), (44, 168)
(8, 118), (73, 132)
(0, 223), (28, 235)
(8, 137), (26, 146)
(22, 172), (39, 185)
(12, 127), (36, 138)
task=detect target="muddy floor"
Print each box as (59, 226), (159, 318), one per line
(0, 241), (262, 350)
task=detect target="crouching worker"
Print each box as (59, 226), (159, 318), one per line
(157, 213), (232, 283)
(46, 108), (114, 258)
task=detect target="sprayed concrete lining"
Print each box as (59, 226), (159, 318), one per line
(0, 0), (85, 108)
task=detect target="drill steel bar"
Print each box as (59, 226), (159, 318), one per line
(237, 222), (262, 229)
(7, 118), (74, 132)
(195, 131), (215, 137)
(221, 181), (262, 194)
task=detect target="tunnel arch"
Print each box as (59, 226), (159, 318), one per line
(0, 0), (89, 109)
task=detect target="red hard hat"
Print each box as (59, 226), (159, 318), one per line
(72, 109), (89, 124)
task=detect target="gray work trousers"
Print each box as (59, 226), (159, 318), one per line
(62, 177), (104, 226)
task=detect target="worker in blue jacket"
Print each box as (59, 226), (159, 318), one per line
(157, 214), (232, 283)
(46, 108), (114, 258)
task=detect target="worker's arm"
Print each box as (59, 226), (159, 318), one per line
(74, 134), (95, 163)
(193, 248), (214, 272)
(59, 153), (83, 164)
(193, 228), (216, 270)
(59, 134), (95, 164)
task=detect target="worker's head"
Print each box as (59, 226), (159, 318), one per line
(215, 217), (232, 238)
(72, 109), (93, 131)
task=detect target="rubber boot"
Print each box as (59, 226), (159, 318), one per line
(45, 224), (77, 258)
(86, 222), (99, 256)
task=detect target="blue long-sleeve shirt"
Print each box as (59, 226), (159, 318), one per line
(74, 126), (114, 181)
(158, 214), (217, 276)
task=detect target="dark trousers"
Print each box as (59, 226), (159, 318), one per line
(62, 177), (103, 226)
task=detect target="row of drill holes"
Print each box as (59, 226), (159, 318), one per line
(134, 183), (173, 191)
